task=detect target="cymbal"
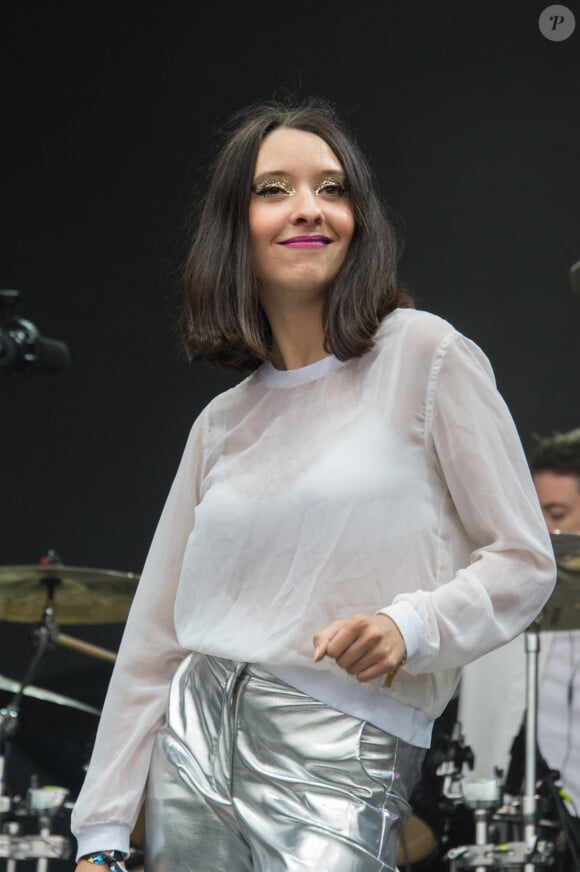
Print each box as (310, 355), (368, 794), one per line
(535, 532), (580, 632)
(0, 564), (139, 624)
(550, 530), (580, 566)
(0, 673), (101, 715)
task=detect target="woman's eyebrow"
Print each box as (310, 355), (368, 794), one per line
(253, 168), (345, 182)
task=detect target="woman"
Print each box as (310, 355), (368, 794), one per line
(72, 98), (555, 871)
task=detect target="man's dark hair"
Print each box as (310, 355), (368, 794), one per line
(180, 97), (413, 373)
(530, 428), (580, 478)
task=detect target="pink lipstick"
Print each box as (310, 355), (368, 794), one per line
(281, 235), (331, 249)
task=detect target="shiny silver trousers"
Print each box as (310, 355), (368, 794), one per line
(145, 653), (424, 871)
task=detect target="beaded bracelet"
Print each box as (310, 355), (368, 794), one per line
(81, 851), (126, 870)
(381, 653), (408, 689)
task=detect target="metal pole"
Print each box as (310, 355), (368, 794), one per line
(523, 627), (540, 872)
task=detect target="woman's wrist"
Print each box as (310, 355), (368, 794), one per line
(79, 851), (127, 869)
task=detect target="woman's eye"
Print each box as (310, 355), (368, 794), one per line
(253, 181), (293, 197)
(316, 180), (348, 197)
(259, 185), (285, 197)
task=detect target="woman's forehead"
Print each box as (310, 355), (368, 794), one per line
(254, 128), (343, 176)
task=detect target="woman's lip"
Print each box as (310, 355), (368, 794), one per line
(280, 236), (331, 248)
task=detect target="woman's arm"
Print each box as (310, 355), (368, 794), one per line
(390, 332), (556, 672)
(71, 415), (205, 859)
(313, 330), (555, 681)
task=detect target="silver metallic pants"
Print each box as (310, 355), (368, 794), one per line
(145, 653), (425, 871)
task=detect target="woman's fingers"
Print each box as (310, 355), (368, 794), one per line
(312, 619), (345, 661)
(313, 614), (406, 682)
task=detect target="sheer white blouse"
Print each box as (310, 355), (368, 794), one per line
(72, 308), (555, 857)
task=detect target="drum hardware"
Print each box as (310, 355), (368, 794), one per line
(444, 624), (554, 870)
(445, 532), (580, 870)
(402, 710), (477, 869)
(445, 839), (555, 870)
(533, 532), (580, 633)
(0, 556), (140, 625)
(0, 676), (101, 717)
(0, 551), (137, 867)
(0, 777), (72, 869)
(432, 721), (475, 805)
(0, 642), (72, 869)
(444, 780), (557, 869)
(431, 720), (476, 861)
(489, 797), (568, 868)
(531, 768), (580, 871)
(0, 552), (135, 692)
(0, 554), (108, 776)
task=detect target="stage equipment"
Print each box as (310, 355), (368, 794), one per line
(0, 552), (138, 867)
(0, 289), (70, 374)
(445, 532), (580, 870)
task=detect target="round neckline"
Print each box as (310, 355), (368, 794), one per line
(258, 353), (346, 387)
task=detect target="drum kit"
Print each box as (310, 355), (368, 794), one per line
(1, 534), (579, 871)
(0, 554), (140, 870)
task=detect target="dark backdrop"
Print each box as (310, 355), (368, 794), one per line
(1, 0), (579, 833)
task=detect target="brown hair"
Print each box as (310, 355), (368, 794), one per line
(181, 97), (413, 373)
(530, 429), (580, 479)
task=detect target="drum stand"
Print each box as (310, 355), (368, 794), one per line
(0, 554), (135, 869)
(0, 593), (72, 869)
(446, 624), (555, 870)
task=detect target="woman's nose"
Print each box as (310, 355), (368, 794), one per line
(290, 187), (323, 224)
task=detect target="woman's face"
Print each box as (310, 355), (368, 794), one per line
(248, 127), (355, 309)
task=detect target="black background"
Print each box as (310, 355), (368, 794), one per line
(1, 0), (579, 848)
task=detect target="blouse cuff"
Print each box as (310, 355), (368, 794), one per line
(376, 600), (427, 664)
(75, 823), (131, 862)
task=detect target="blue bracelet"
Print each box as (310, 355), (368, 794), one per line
(82, 852), (126, 870)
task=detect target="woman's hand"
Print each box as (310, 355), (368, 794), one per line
(313, 613), (406, 683)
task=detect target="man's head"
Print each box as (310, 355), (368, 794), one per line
(531, 428), (580, 533)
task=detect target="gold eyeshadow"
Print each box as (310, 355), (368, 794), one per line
(314, 177), (348, 196)
(252, 178), (295, 195)
(252, 175), (349, 197)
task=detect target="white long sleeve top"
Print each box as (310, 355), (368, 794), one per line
(71, 308), (556, 858)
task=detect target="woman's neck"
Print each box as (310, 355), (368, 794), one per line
(263, 295), (330, 371)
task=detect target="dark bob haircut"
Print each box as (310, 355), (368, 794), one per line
(181, 97), (413, 373)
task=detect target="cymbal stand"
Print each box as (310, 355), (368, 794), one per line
(522, 624), (540, 872)
(1, 578), (58, 746)
(0, 697), (18, 872)
(0, 590), (54, 836)
(0, 582), (70, 869)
